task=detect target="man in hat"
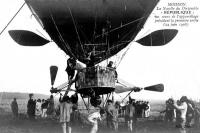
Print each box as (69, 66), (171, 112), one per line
(172, 96), (188, 133)
(27, 93), (36, 120)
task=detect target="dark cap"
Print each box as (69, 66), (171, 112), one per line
(29, 93), (33, 97)
(107, 99), (113, 103)
(100, 108), (105, 114)
(62, 95), (70, 102)
(180, 96), (188, 102)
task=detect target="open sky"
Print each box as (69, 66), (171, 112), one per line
(0, 0), (200, 101)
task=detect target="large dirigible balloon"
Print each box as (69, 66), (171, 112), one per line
(10, 0), (177, 65)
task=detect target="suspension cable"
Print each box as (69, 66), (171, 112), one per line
(50, 14), (76, 58)
(67, 6), (86, 57)
(96, 15), (147, 64)
(114, 9), (151, 67)
(92, 13), (97, 42)
(95, 16), (146, 39)
(0, 2), (26, 36)
(116, 43), (132, 68)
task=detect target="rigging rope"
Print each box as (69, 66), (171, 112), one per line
(114, 8), (151, 68)
(36, 29), (49, 41)
(95, 16), (146, 39)
(116, 43), (132, 68)
(50, 14), (76, 58)
(95, 14), (148, 65)
(92, 12), (97, 42)
(0, 2), (25, 36)
(67, 6), (86, 57)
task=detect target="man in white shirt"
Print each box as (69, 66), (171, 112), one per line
(35, 99), (42, 119)
(173, 96), (188, 133)
(88, 109), (105, 133)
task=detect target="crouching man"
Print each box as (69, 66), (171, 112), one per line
(88, 108), (105, 133)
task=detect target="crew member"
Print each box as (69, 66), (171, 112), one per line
(46, 95), (55, 117)
(172, 96), (188, 133)
(65, 57), (84, 90)
(66, 57), (76, 89)
(106, 100), (115, 130)
(88, 108), (105, 133)
(125, 99), (136, 132)
(41, 99), (48, 118)
(113, 101), (120, 132)
(186, 100), (195, 127)
(107, 61), (118, 80)
(59, 93), (73, 133)
(27, 93), (36, 120)
(35, 99), (42, 119)
(85, 51), (96, 68)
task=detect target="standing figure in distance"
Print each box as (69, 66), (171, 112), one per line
(27, 93), (36, 120)
(11, 98), (18, 119)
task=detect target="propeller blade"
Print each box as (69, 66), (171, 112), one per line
(136, 29), (178, 46)
(50, 66), (58, 86)
(144, 84), (164, 92)
(8, 30), (49, 46)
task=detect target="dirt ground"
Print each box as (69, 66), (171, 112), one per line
(0, 113), (200, 133)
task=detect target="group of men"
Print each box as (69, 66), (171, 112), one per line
(161, 96), (200, 133)
(122, 99), (151, 118)
(10, 94), (52, 119)
(87, 98), (151, 133)
(27, 93), (54, 119)
(58, 91), (146, 133)
(86, 99), (137, 133)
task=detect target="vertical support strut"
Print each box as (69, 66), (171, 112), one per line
(112, 92), (114, 102)
(102, 94), (104, 107)
(80, 94), (89, 113)
(103, 93), (111, 107)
